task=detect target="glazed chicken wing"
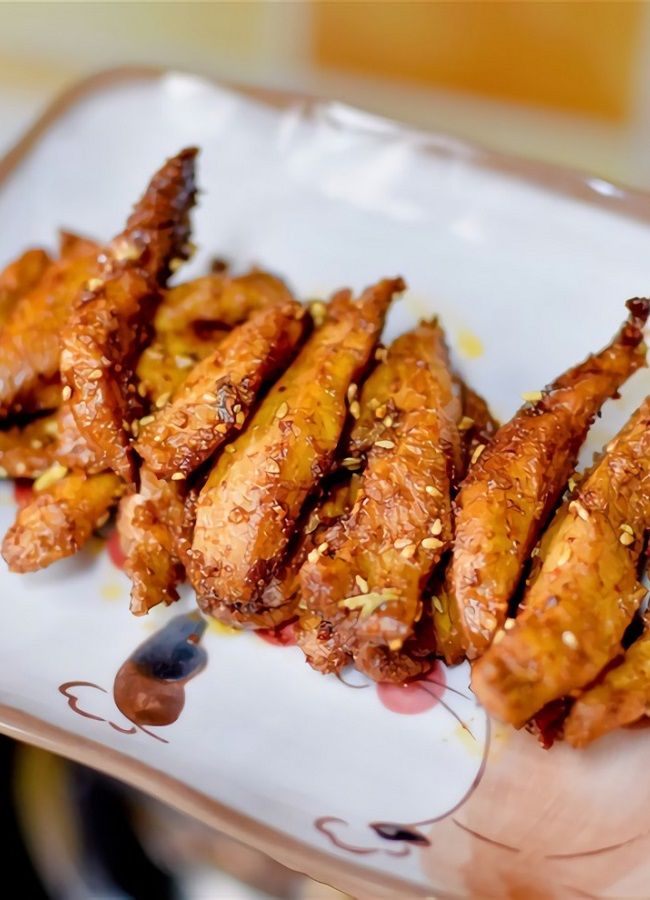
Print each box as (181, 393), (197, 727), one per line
(190, 278), (402, 623)
(564, 614), (650, 747)
(435, 298), (649, 662)
(0, 240), (99, 417)
(2, 470), (122, 572)
(472, 396), (650, 727)
(0, 247), (51, 325)
(59, 148), (197, 482)
(299, 320), (461, 666)
(136, 301), (305, 478)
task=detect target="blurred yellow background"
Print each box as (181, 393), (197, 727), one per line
(1, 2), (650, 186)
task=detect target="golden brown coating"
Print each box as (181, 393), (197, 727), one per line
(58, 232), (99, 261)
(456, 380), (499, 476)
(190, 278), (402, 622)
(299, 320), (461, 656)
(0, 247), (51, 325)
(117, 467), (188, 615)
(0, 414), (59, 479)
(0, 241), (99, 417)
(136, 301), (305, 478)
(472, 396), (650, 727)
(2, 471), (122, 572)
(436, 298), (649, 662)
(565, 615), (650, 747)
(60, 148), (198, 482)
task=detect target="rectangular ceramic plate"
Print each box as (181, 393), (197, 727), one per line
(2, 68), (650, 898)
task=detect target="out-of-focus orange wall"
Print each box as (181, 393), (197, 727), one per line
(313, 2), (644, 120)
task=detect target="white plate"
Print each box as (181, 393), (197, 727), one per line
(2, 68), (650, 898)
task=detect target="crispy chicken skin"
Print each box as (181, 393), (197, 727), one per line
(457, 380), (499, 475)
(137, 270), (293, 404)
(0, 247), (51, 325)
(472, 397), (650, 727)
(2, 471), (122, 572)
(136, 301), (305, 478)
(565, 614), (650, 747)
(0, 414), (59, 478)
(60, 148), (198, 482)
(299, 320), (461, 659)
(0, 241), (99, 417)
(117, 468), (189, 615)
(436, 299), (649, 662)
(191, 278), (402, 622)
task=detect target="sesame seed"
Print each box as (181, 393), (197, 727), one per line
(349, 400), (361, 419)
(171, 472), (186, 481)
(557, 545), (572, 566)
(139, 415), (155, 427)
(15, 462), (26, 475)
(138, 383), (149, 397)
(169, 257), (183, 273)
(0, 466), (7, 479)
(620, 523), (634, 535)
(131, 420), (139, 437)
(568, 476), (577, 493)
(112, 239), (140, 262)
(430, 518), (442, 535)
(309, 300), (327, 326)
(96, 512), (110, 529)
(30, 439), (43, 449)
(493, 630), (505, 645)
(432, 596), (444, 614)
(307, 548), (319, 564)
(233, 404), (242, 414)
(266, 459), (280, 474)
(401, 543), (416, 559)
(531, 546), (540, 558)
(425, 485), (441, 497)
(152, 435), (162, 443)
(34, 462), (68, 492)
(375, 404), (387, 420)
(342, 457), (362, 471)
(156, 392), (171, 408)
(88, 368), (103, 381)
(393, 537), (412, 549)
(203, 392), (218, 403)
(504, 617), (516, 631)
(43, 421), (58, 436)
(355, 574), (369, 592)
(318, 542), (329, 555)
(562, 630), (579, 649)
(375, 439), (395, 450)
(235, 411), (245, 426)
(471, 444), (486, 465)
(375, 347), (388, 362)
(347, 384), (357, 403)
(175, 355), (194, 369)
(383, 415), (394, 428)
(216, 423), (228, 434)
(458, 416), (474, 432)
(569, 500), (589, 521)
(619, 531), (635, 546)
(522, 391), (543, 403)
(388, 639), (402, 652)
(86, 277), (102, 291)
(62, 386), (72, 401)
(422, 537), (443, 550)
(368, 398), (380, 411)
(276, 401), (289, 419)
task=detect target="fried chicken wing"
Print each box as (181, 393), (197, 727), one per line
(299, 320), (461, 658)
(0, 414), (59, 479)
(436, 299), (649, 662)
(472, 396), (650, 727)
(117, 467), (189, 615)
(0, 247), (50, 324)
(2, 470), (122, 572)
(136, 301), (305, 478)
(191, 277), (402, 622)
(565, 614), (650, 747)
(0, 241), (99, 417)
(60, 148), (198, 482)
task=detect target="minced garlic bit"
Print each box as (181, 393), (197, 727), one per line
(421, 537), (443, 550)
(400, 543), (416, 559)
(266, 459), (280, 475)
(155, 392), (171, 408)
(562, 630), (579, 650)
(309, 300), (327, 327)
(62, 385), (72, 401)
(341, 456), (362, 471)
(425, 484), (441, 497)
(458, 416), (475, 432)
(346, 383), (357, 403)
(171, 472), (186, 481)
(34, 462), (68, 492)
(355, 574), (369, 593)
(569, 500), (589, 521)
(556, 544), (572, 567)
(470, 443), (486, 465)
(521, 390), (543, 403)
(619, 531), (635, 546)
(339, 587), (399, 619)
(375, 439), (395, 450)
(430, 518), (442, 536)
(112, 239), (141, 262)
(432, 595), (444, 614)
(275, 401), (289, 420)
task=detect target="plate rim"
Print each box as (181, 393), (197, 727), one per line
(2, 64), (650, 895)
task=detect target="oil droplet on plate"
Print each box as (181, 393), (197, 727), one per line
(457, 329), (484, 359)
(100, 582), (124, 601)
(208, 618), (242, 637)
